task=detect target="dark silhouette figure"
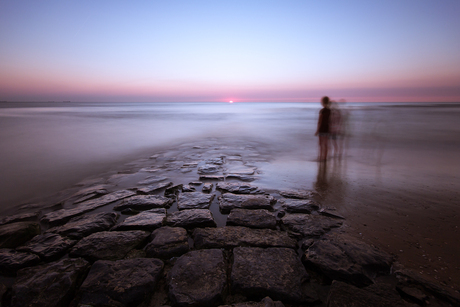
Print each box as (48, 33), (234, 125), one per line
(329, 100), (343, 158)
(315, 96), (331, 162)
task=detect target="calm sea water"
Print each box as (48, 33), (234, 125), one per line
(1, 101), (459, 215)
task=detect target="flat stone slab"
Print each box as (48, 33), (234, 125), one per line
(77, 258), (164, 307)
(41, 189), (136, 226)
(281, 199), (320, 213)
(144, 226), (189, 259)
(0, 212), (40, 226)
(281, 213), (343, 238)
(46, 212), (119, 240)
(0, 222), (41, 248)
(198, 164), (220, 174)
(218, 194), (276, 214)
(71, 184), (108, 203)
(0, 249), (40, 275)
(114, 194), (174, 211)
(166, 209), (216, 228)
(216, 182), (264, 194)
(112, 209), (166, 231)
(69, 230), (150, 261)
(279, 190), (315, 199)
(202, 183), (213, 193)
(17, 233), (76, 261)
(138, 175), (168, 185)
(231, 247), (309, 302)
(303, 233), (394, 287)
(11, 258), (90, 307)
(199, 175), (225, 181)
(226, 209), (277, 229)
(193, 226), (297, 249)
(137, 181), (173, 194)
(177, 192), (215, 210)
(168, 249), (227, 307)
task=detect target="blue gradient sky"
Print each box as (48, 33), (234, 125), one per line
(1, 0), (459, 102)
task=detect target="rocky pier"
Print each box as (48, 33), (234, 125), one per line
(0, 141), (459, 307)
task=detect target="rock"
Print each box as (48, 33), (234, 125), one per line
(225, 175), (256, 182)
(189, 181), (202, 186)
(303, 233), (394, 287)
(166, 209), (217, 228)
(114, 195), (174, 211)
(202, 183), (213, 193)
(168, 249), (227, 307)
(279, 190), (315, 199)
(219, 297), (285, 307)
(0, 248), (41, 275)
(199, 175), (225, 181)
(177, 192), (215, 210)
(0, 222), (41, 248)
(396, 285), (428, 305)
(144, 226), (189, 259)
(46, 212), (119, 239)
(216, 182), (264, 194)
(219, 194), (276, 214)
(206, 157), (224, 165)
(0, 211), (40, 226)
(182, 184), (196, 192)
(165, 184), (183, 198)
(198, 164), (220, 174)
(11, 258), (90, 307)
(138, 176), (168, 185)
(327, 280), (407, 307)
(231, 247), (310, 303)
(281, 213), (343, 237)
(139, 166), (160, 172)
(137, 181), (173, 194)
(69, 230), (150, 261)
(112, 209), (166, 231)
(226, 209), (277, 229)
(41, 189), (136, 226)
(71, 184), (108, 203)
(281, 199), (319, 213)
(77, 258), (164, 307)
(16, 233), (76, 261)
(319, 208), (345, 219)
(193, 226), (297, 249)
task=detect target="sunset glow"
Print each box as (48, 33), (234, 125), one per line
(0, 1), (459, 103)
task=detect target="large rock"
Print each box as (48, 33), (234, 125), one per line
(327, 280), (408, 307)
(166, 209), (216, 228)
(177, 192), (215, 210)
(71, 184), (108, 203)
(46, 212), (119, 239)
(281, 213), (343, 238)
(41, 189), (136, 226)
(114, 194), (174, 211)
(69, 230), (150, 261)
(226, 209), (277, 229)
(137, 181), (173, 194)
(0, 211), (40, 226)
(193, 226), (297, 249)
(303, 233), (394, 287)
(279, 190), (315, 199)
(112, 209), (166, 231)
(16, 233), (76, 261)
(0, 222), (41, 248)
(0, 249), (40, 275)
(11, 258), (90, 307)
(218, 194), (276, 214)
(216, 182), (264, 194)
(144, 226), (189, 259)
(231, 247), (310, 303)
(168, 249), (227, 307)
(198, 164), (220, 174)
(77, 258), (164, 307)
(281, 199), (320, 213)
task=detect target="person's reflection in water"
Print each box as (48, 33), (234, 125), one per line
(315, 160), (328, 194)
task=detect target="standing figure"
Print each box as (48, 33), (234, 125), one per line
(315, 96), (331, 162)
(329, 100), (343, 158)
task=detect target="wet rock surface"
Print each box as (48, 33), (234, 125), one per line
(0, 140), (457, 307)
(77, 258), (164, 307)
(69, 230), (150, 261)
(226, 209), (277, 229)
(168, 249), (227, 307)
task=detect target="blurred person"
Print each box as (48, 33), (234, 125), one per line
(315, 96), (331, 162)
(329, 100), (342, 157)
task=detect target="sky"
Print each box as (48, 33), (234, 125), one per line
(0, 0), (459, 103)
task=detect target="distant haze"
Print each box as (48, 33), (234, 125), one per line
(0, 1), (459, 103)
